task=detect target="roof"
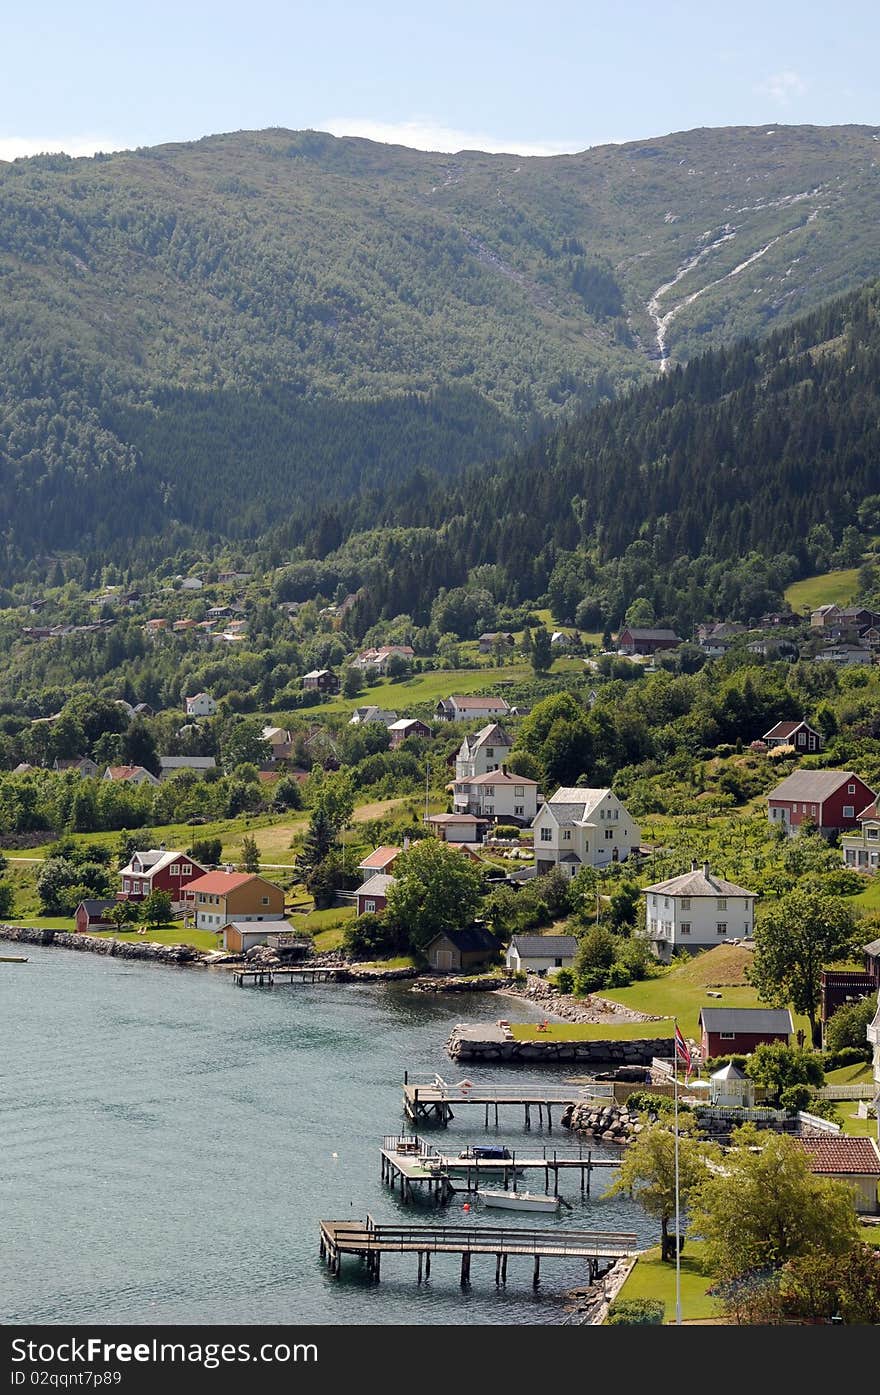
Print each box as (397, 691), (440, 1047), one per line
(856, 802), (879, 822)
(357, 873), (395, 898)
(710, 1062), (747, 1081)
(105, 765), (152, 781)
(425, 813), (487, 824)
(158, 756), (216, 770)
(425, 926), (498, 952)
(619, 628), (681, 641)
(456, 770), (538, 787)
(643, 867), (757, 899)
(187, 692), (212, 702)
(446, 696), (510, 710)
(77, 899), (116, 917)
(388, 718), (429, 732)
(185, 871), (262, 894)
(792, 1137), (880, 1176)
(698, 1008), (793, 1035)
(358, 846), (401, 870)
(763, 720), (814, 740)
(120, 848), (197, 878)
(768, 770), (872, 804)
(509, 935), (579, 957)
(542, 787), (611, 825)
(223, 919), (297, 935)
(863, 938), (880, 958)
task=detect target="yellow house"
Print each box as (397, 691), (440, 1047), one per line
(185, 870), (285, 930)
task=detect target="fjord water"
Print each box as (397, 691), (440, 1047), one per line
(1, 947), (652, 1325)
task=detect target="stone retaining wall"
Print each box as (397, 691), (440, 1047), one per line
(0, 924), (207, 965)
(446, 1028), (674, 1064)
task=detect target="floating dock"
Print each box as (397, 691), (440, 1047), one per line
(381, 1134), (617, 1202)
(402, 1073), (613, 1128)
(319, 1215), (637, 1286)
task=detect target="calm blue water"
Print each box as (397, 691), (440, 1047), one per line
(1, 948), (653, 1325)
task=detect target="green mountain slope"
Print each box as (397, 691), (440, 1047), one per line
(3, 123), (880, 565)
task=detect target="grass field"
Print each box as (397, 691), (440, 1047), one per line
(611, 1242), (722, 1324)
(302, 663), (531, 717)
(511, 1021), (673, 1042)
(88, 926), (222, 951)
(785, 567), (860, 613)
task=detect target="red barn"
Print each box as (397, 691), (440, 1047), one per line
(767, 769), (876, 836)
(616, 627), (682, 656)
(117, 848), (208, 905)
(355, 873), (393, 916)
(699, 1007), (793, 1060)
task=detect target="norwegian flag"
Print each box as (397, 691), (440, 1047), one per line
(674, 1025), (692, 1080)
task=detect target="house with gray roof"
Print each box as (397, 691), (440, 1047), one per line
(767, 769), (876, 837)
(531, 786), (640, 877)
(454, 722), (513, 780)
(698, 1006), (792, 1059)
(643, 864), (757, 962)
(505, 934), (578, 974)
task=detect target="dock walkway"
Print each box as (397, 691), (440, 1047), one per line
(402, 1073), (613, 1128)
(231, 966), (341, 986)
(381, 1134), (618, 1202)
(319, 1215), (637, 1286)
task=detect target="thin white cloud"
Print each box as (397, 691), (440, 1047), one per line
(0, 135), (123, 162)
(322, 117), (601, 156)
(756, 70), (807, 107)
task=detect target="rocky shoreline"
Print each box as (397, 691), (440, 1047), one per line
(499, 973), (661, 1026)
(561, 1099), (643, 1144)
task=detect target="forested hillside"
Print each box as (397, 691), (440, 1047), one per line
(3, 123), (880, 572)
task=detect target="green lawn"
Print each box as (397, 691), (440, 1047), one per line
(784, 567), (860, 614)
(511, 1021), (674, 1042)
(853, 877), (880, 912)
(302, 663), (532, 717)
(88, 926), (222, 951)
(312, 927), (346, 953)
(611, 1242), (722, 1324)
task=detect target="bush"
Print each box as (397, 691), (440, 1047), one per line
(551, 968), (574, 994)
(189, 837), (223, 866)
(605, 1298), (665, 1326)
(343, 913), (408, 960)
(493, 825), (522, 840)
(824, 1045), (872, 1070)
(705, 1054), (749, 1074)
(779, 1084), (813, 1114)
(604, 962), (633, 988)
(0, 879), (15, 919)
(824, 998), (877, 1056)
(625, 1090), (677, 1116)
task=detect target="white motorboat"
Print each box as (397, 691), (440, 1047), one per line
(476, 1188), (561, 1212)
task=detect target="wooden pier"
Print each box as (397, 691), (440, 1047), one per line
(319, 1215), (637, 1287)
(381, 1135), (617, 1202)
(231, 965), (341, 987)
(402, 1073), (613, 1129)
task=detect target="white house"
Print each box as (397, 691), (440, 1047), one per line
(642, 864), (757, 963)
(505, 934), (578, 974)
(436, 695), (511, 722)
(531, 787), (640, 877)
(454, 723), (513, 781)
(452, 768), (539, 826)
(186, 692), (217, 718)
(842, 801), (880, 872)
(261, 726), (293, 762)
(348, 707), (398, 727)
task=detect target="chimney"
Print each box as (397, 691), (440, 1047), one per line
(702, 863), (710, 877)
(691, 860), (698, 872)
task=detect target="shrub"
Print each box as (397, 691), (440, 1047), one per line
(705, 1054), (748, 1074)
(823, 1045), (872, 1070)
(604, 962), (633, 988)
(551, 968), (574, 993)
(0, 880), (15, 919)
(779, 1084), (813, 1114)
(824, 998), (877, 1056)
(624, 1090), (682, 1116)
(493, 825), (521, 840)
(605, 1298), (665, 1326)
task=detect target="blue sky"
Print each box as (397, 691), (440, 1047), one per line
(2, 1), (878, 160)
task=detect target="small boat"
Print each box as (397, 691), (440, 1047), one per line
(0, 955), (28, 963)
(477, 1188), (561, 1212)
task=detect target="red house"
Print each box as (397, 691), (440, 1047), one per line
(117, 848), (208, 904)
(387, 719), (432, 748)
(767, 769), (876, 836)
(355, 873), (393, 916)
(75, 899), (116, 933)
(762, 719), (823, 752)
(699, 1007), (793, 1060)
(616, 627), (682, 656)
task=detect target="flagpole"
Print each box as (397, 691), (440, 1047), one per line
(673, 1016), (682, 1326)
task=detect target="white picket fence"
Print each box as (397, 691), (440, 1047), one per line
(815, 1084), (875, 1100)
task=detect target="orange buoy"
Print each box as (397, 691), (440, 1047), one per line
(463, 1202), (470, 1211)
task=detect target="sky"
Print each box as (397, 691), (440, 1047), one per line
(1, 1), (878, 162)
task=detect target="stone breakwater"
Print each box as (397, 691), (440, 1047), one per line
(446, 1025), (674, 1064)
(561, 1100), (643, 1144)
(410, 974), (516, 994)
(0, 924), (207, 965)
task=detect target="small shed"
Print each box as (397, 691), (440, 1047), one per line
(505, 934), (578, 975)
(792, 1137), (880, 1214)
(709, 1061), (754, 1108)
(423, 927), (499, 973)
(699, 1007), (793, 1060)
(75, 899), (116, 934)
(223, 919), (297, 953)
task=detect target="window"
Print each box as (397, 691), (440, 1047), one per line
(797, 732), (806, 745)
(848, 784), (856, 794)
(664, 897), (670, 909)
(843, 806), (854, 818)
(681, 897), (691, 909)
(613, 809), (619, 820)
(868, 828), (879, 840)
(484, 786), (494, 798)
(365, 900), (375, 913)
(605, 829), (614, 840)
(717, 923), (727, 935)
(514, 786), (524, 797)
(123, 879), (130, 892)
(261, 897), (269, 905)
(801, 804), (807, 814)
(562, 829), (571, 842)
(720, 1032), (735, 1041)
(554, 958), (562, 968)
(170, 865), (179, 876)
(182, 864), (191, 875)
(540, 828), (552, 842)
(486, 748), (494, 758)
(717, 899), (727, 911)
(514, 806), (524, 817)
(810, 805), (817, 817)
(680, 923), (691, 936)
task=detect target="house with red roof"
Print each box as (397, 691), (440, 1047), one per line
(103, 764), (159, 787)
(184, 870), (285, 930)
(357, 847), (401, 879)
(792, 1136), (880, 1213)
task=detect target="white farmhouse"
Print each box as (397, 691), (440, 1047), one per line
(453, 768), (539, 826)
(642, 864), (757, 963)
(531, 787), (640, 877)
(186, 692), (217, 718)
(454, 723), (513, 781)
(505, 934), (578, 974)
